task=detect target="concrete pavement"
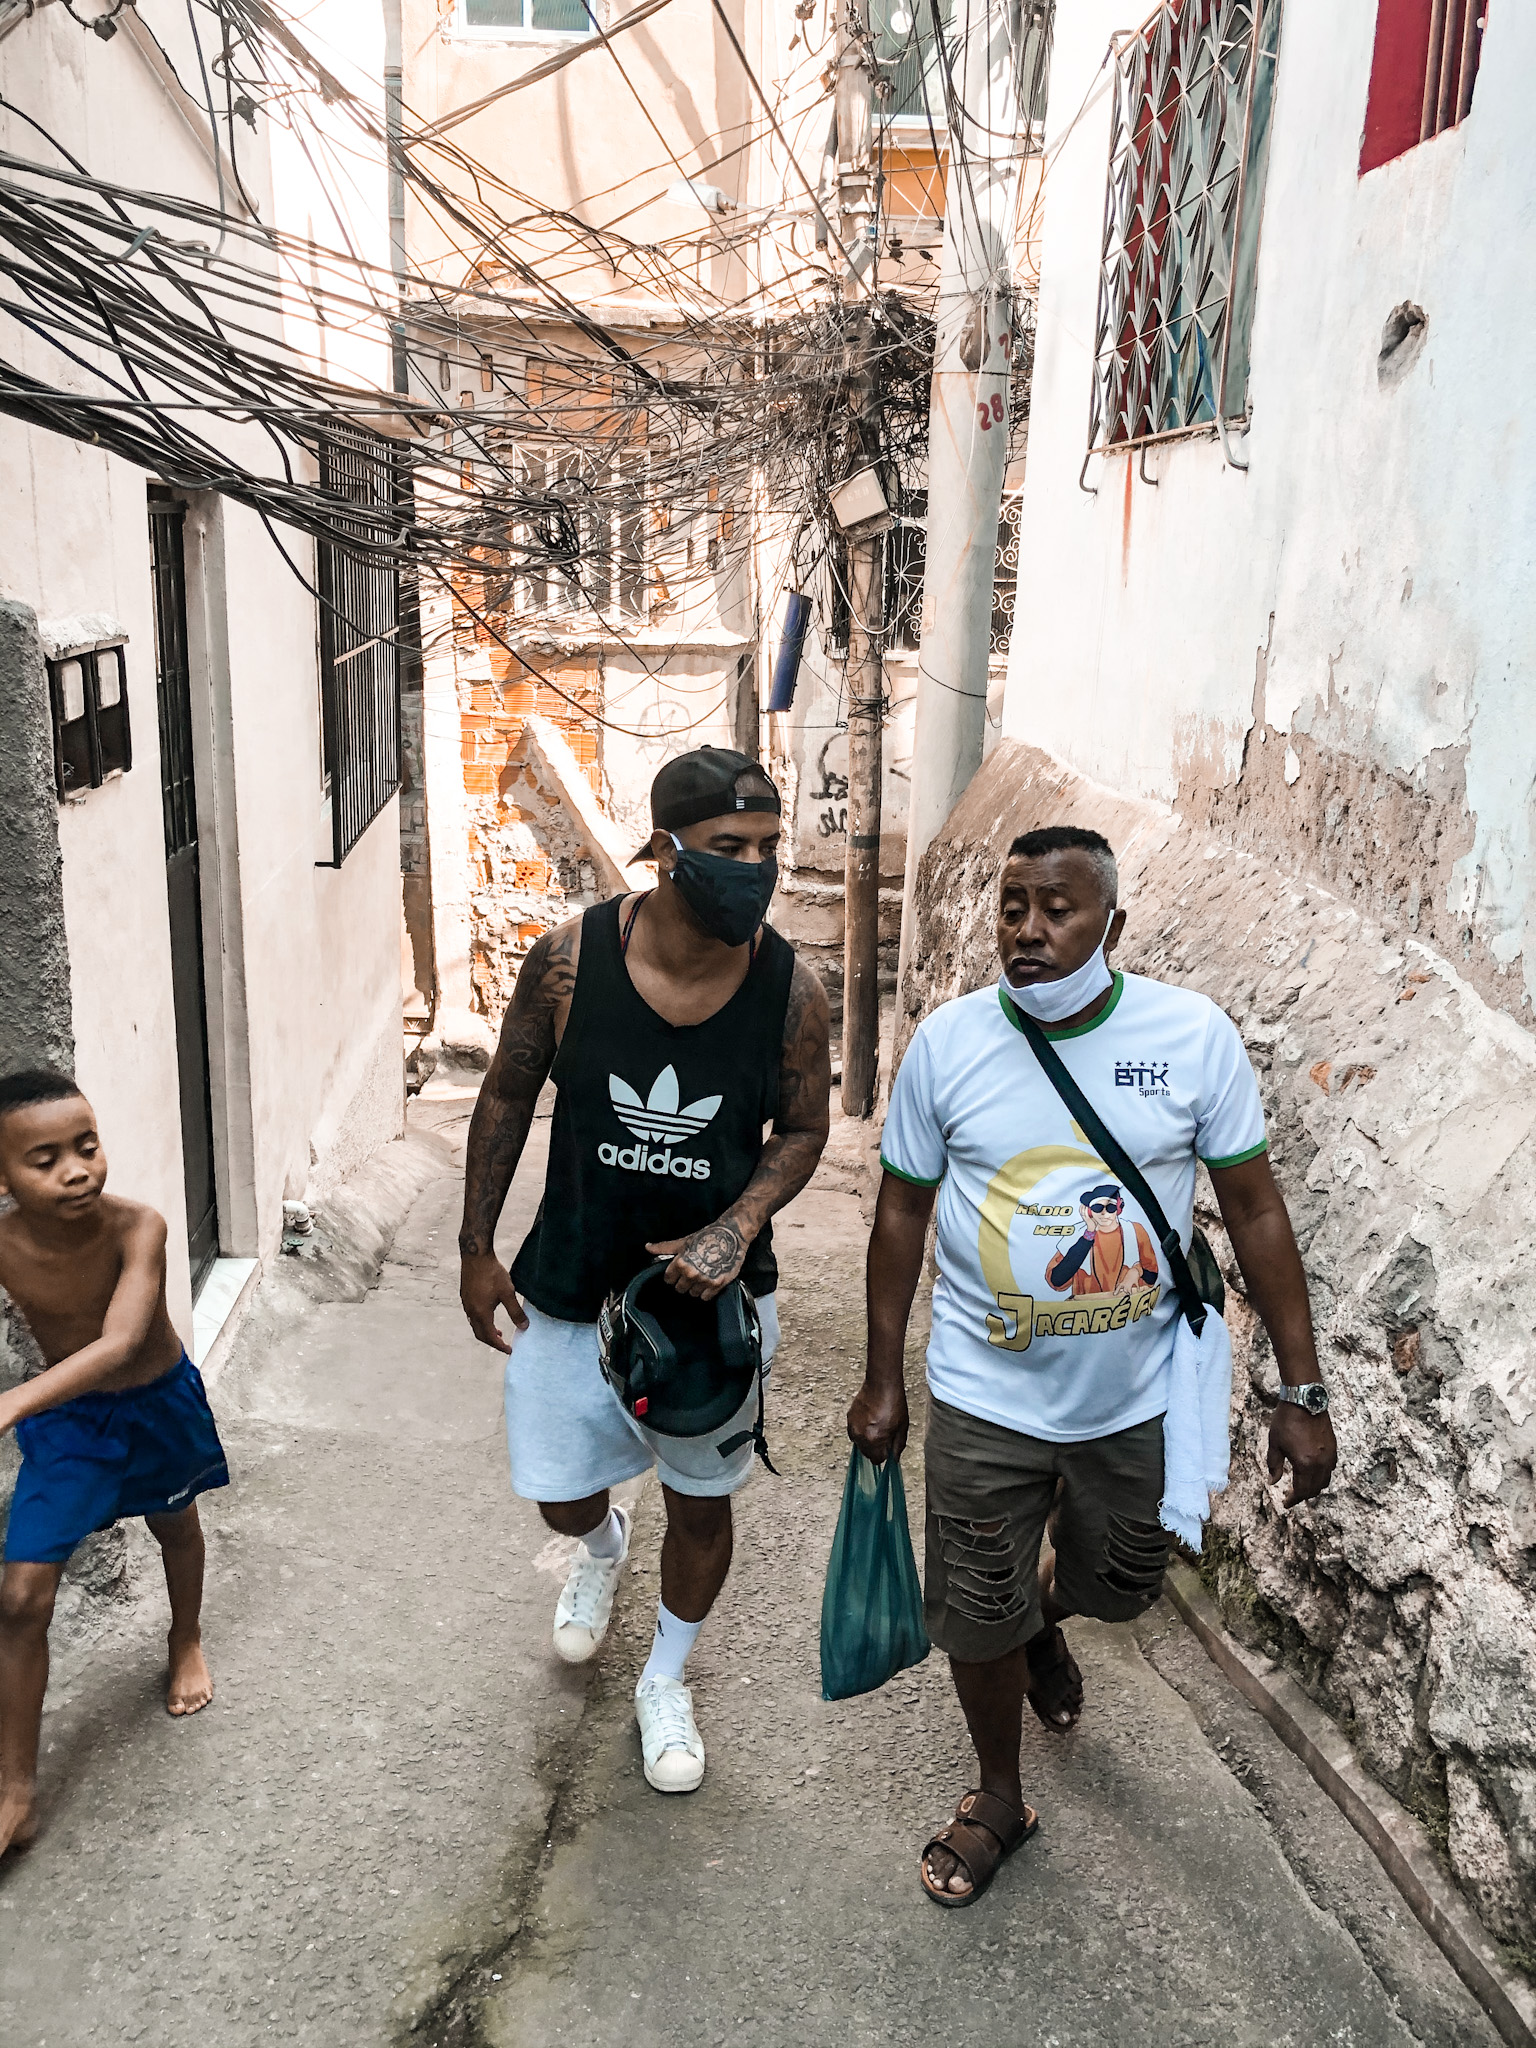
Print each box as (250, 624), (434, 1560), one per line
(0, 1096), (1505, 2047)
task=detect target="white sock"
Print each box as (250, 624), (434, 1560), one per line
(580, 1508), (624, 1561)
(639, 1602), (702, 1688)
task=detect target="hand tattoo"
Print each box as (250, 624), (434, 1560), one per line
(677, 1222), (745, 1281)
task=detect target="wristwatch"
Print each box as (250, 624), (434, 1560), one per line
(1276, 1382), (1330, 1415)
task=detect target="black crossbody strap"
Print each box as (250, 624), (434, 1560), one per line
(1010, 1002), (1207, 1335)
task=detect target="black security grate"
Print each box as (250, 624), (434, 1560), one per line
(317, 429), (402, 867)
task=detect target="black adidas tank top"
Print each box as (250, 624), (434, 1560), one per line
(511, 894), (796, 1322)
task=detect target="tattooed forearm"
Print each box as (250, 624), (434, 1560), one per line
(718, 962), (832, 1242)
(459, 921), (578, 1258)
(488, 924), (578, 1093)
(459, 1092), (537, 1257)
(722, 1130), (826, 1243)
(773, 960), (833, 1131)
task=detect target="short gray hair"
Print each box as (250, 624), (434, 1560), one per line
(1005, 826), (1118, 911)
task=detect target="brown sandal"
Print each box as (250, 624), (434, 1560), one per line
(1026, 1624), (1083, 1733)
(919, 1789), (1039, 1908)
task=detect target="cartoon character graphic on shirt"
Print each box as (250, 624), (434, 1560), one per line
(1045, 1183), (1159, 1300)
(977, 1150), (1164, 1353)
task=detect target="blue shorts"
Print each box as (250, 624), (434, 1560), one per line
(3, 1350), (229, 1565)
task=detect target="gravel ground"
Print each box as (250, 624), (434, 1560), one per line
(0, 1103), (1503, 2048)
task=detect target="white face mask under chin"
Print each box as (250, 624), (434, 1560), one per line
(1001, 912), (1116, 1026)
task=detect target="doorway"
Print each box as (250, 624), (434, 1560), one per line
(148, 488), (219, 1292)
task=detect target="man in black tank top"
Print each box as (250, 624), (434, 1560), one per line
(459, 750), (831, 1794)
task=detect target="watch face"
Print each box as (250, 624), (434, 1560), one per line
(1300, 1384), (1329, 1414)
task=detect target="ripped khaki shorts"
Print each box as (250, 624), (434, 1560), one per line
(922, 1396), (1169, 1663)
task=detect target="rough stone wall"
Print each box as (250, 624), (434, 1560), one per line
(0, 598), (75, 1478)
(903, 737), (1536, 1961)
(0, 600), (73, 1075)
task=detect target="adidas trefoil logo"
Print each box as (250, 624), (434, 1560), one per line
(600, 1066), (721, 1180)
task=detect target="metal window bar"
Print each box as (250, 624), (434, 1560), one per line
(1421, 0), (1484, 143)
(1088, 0), (1283, 456)
(990, 491), (1023, 656)
(619, 449), (648, 620)
(316, 428), (402, 867)
(149, 496), (198, 855)
(888, 492), (927, 652)
(875, 1), (1053, 142)
(825, 488), (1018, 658)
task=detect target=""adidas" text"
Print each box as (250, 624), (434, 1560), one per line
(598, 1143), (712, 1179)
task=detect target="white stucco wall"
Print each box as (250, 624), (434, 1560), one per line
(1004, 0), (1536, 1013)
(0, 1), (403, 1335)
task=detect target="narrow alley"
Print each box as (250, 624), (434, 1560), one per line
(0, 1081), (1502, 2048)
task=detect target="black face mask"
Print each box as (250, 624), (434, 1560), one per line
(667, 834), (778, 947)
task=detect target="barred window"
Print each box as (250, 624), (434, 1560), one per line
(510, 447), (648, 627)
(871, 0), (951, 124)
(316, 429), (402, 867)
(1089, 0), (1283, 453)
(887, 492), (927, 653)
(825, 487), (1022, 658)
(990, 492), (1022, 656)
(871, 0), (1053, 137)
(1360, 0), (1487, 175)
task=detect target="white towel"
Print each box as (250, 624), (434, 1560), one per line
(1159, 1308), (1233, 1553)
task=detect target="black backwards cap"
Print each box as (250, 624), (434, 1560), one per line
(630, 747), (781, 861)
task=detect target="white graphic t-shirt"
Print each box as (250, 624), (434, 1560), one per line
(880, 972), (1266, 1443)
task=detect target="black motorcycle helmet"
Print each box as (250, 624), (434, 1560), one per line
(597, 1261), (774, 1468)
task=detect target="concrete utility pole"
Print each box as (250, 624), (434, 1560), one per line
(836, 0), (884, 1118)
(896, 0), (1025, 998)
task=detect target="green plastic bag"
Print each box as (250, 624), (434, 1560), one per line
(819, 1448), (930, 1701)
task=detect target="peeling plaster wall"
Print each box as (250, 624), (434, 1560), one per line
(1003, 0), (1536, 1023)
(978, 0), (1536, 1956)
(905, 739), (1536, 1954)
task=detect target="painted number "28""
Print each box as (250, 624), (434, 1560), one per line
(977, 393), (1006, 430)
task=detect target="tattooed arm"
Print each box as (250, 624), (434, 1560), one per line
(647, 959), (832, 1300)
(459, 921), (579, 1351)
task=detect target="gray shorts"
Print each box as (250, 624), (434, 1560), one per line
(503, 1296), (779, 1503)
(923, 1396), (1169, 1663)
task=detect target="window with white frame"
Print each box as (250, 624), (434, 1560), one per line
(1089, 0), (1283, 452)
(457, 0), (594, 36)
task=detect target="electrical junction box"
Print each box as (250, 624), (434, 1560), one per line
(828, 466), (891, 535)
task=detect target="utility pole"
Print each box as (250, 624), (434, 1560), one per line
(895, 0), (1027, 1001)
(836, 0), (884, 1119)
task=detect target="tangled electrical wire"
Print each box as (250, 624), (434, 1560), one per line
(0, 0), (1039, 689)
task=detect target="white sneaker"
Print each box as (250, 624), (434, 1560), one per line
(552, 1507), (632, 1665)
(634, 1675), (706, 1793)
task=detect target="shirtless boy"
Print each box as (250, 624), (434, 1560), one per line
(0, 1069), (229, 1858)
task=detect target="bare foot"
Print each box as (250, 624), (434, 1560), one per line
(0, 1787), (38, 1859)
(166, 1633), (214, 1717)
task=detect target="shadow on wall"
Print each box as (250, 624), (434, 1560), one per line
(903, 737), (1536, 1962)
